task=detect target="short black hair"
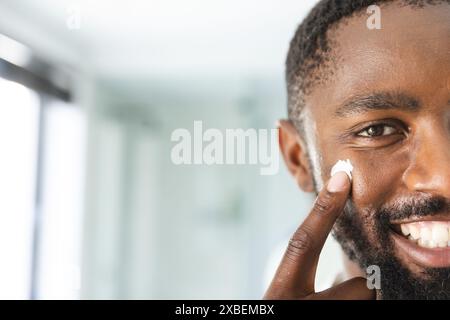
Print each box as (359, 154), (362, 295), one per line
(286, 0), (449, 132)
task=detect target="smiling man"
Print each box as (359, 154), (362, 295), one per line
(265, 0), (450, 299)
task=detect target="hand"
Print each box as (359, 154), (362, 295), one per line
(263, 171), (375, 300)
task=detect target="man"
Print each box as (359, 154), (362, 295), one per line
(264, 0), (450, 299)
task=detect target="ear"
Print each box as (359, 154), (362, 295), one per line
(278, 119), (315, 192)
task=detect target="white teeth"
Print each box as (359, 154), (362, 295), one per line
(409, 225), (420, 240)
(418, 238), (428, 247)
(399, 222), (450, 249)
(428, 240), (437, 248)
(438, 241), (447, 248)
(401, 224), (410, 236)
(420, 227), (431, 242)
(432, 224), (448, 244)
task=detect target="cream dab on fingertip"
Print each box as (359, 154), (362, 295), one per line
(330, 159), (353, 181)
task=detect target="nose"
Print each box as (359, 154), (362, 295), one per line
(402, 123), (450, 198)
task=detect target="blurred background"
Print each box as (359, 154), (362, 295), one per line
(0, 0), (320, 299)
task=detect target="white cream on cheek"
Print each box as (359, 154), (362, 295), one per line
(331, 159), (354, 181)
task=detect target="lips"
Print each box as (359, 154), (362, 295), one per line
(390, 216), (450, 268)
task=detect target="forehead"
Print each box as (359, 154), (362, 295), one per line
(306, 3), (450, 114)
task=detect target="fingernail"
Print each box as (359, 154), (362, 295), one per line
(327, 171), (349, 193)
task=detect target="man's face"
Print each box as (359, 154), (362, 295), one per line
(303, 4), (450, 298)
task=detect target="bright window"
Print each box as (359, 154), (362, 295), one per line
(36, 100), (85, 299)
(0, 78), (39, 299)
(0, 75), (85, 299)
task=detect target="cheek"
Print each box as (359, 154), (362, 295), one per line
(350, 149), (409, 209)
(337, 149), (411, 249)
(321, 145), (410, 223)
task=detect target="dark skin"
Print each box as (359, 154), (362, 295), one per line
(265, 4), (450, 299)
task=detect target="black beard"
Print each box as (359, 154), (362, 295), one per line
(332, 195), (450, 299)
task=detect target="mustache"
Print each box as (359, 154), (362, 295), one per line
(378, 194), (450, 222)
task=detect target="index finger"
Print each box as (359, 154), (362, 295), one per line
(264, 171), (351, 299)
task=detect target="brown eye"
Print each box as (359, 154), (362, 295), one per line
(357, 124), (397, 137)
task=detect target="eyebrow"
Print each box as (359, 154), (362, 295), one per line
(334, 91), (421, 117)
